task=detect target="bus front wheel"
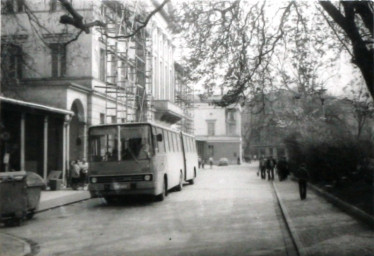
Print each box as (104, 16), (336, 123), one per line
(156, 178), (167, 201)
(188, 169), (196, 185)
(176, 171), (183, 191)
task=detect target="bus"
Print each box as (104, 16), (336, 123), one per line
(87, 122), (198, 202)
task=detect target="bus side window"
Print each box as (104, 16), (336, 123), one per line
(186, 137), (190, 152)
(164, 130), (170, 152)
(184, 136), (188, 152)
(171, 132), (176, 152)
(176, 134), (181, 152)
(152, 127), (159, 153)
(156, 128), (165, 153)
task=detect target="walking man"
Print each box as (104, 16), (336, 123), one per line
(209, 157), (213, 169)
(266, 156), (276, 180)
(296, 163), (309, 200)
(259, 156), (266, 179)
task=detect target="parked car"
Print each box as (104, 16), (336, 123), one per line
(218, 158), (229, 166)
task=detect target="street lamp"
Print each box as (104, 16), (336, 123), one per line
(317, 88), (327, 120)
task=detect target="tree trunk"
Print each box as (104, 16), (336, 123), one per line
(319, 2), (374, 99)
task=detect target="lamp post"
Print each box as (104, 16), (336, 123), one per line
(318, 88), (327, 120)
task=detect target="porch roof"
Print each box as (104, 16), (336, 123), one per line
(0, 96), (74, 116)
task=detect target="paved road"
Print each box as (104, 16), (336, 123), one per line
(1, 164), (295, 256)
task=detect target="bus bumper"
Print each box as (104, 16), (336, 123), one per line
(88, 182), (157, 198)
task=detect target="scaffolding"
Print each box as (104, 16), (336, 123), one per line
(95, 0), (152, 123)
(175, 63), (194, 134)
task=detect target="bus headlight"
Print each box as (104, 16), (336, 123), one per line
(91, 177), (97, 183)
(144, 175), (152, 181)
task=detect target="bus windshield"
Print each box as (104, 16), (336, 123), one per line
(89, 125), (153, 162)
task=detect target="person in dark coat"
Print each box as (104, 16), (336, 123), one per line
(266, 156), (276, 180)
(276, 157), (289, 181)
(259, 156), (266, 179)
(295, 163), (309, 200)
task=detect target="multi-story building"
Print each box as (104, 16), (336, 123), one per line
(193, 95), (242, 165)
(0, 0), (192, 182)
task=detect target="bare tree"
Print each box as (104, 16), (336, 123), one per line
(172, 1), (374, 105)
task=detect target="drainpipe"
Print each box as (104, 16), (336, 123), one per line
(43, 116), (48, 181)
(20, 113), (25, 171)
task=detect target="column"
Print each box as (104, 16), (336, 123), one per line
(83, 123), (88, 159)
(66, 122), (70, 176)
(20, 113), (25, 171)
(43, 116), (48, 180)
(62, 121), (67, 185)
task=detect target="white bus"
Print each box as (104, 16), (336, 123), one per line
(88, 122), (198, 202)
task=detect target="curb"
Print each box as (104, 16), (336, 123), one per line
(36, 191), (91, 213)
(308, 183), (374, 230)
(289, 176), (374, 230)
(272, 182), (309, 256)
(0, 233), (31, 256)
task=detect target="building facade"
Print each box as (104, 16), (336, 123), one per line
(0, 0), (193, 182)
(193, 95), (242, 165)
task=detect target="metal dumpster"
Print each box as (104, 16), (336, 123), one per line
(25, 171), (45, 219)
(0, 171), (27, 226)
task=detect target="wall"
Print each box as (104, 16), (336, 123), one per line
(194, 102), (227, 136)
(204, 141), (241, 165)
(1, 1), (93, 79)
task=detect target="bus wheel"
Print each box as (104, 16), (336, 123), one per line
(104, 196), (117, 205)
(188, 169), (196, 185)
(156, 178), (167, 201)
(176, 171), (183, 191)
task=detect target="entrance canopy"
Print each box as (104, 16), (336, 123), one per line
(0, 96), (74, 116)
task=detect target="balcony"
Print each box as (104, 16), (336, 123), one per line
(153, 100), (184, 124)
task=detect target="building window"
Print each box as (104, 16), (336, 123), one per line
(207, 121), (215, 136)
(50, 43), (66, 77)
(111, 116), (116, 124)
(228, 123), (236, 135)
(1, 44), (23, 79)
(226, 109), (236, 135)
(99, 48), (106, 81)
(2, 0), (24, 13)
(50, 0), (57, 11)
(100, 113), (105, 124)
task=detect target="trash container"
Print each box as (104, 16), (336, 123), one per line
(0, 171), (27, 226)
(47, 170), (62, 191)
(25, 172), (45, 219)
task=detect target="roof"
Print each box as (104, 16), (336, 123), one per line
(0, 96), (74, 116)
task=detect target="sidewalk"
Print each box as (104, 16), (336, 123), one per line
(273, 179), (374, 256)
(1, 188), (91, 256)
(37, 188), (91, 212)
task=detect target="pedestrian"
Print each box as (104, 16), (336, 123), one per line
(79, 158), (89, 188)
(202, 158), (205, 169)
(276, 157), (289, 181)
(70, 160), (81, 190)
(259, 156), (266, 179)
(237, 156), (241, 165)
(209, 156), (213, 169)
(296, 163), (309, 200)
(198, 157), (202, 169)
(266, 156), (276, 180)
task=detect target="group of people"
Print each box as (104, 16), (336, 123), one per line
(258, 156), (309, 200)
(70, 158), (89, 190)
(198, 157), (214, 169)
(258, 156), (289, 181)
